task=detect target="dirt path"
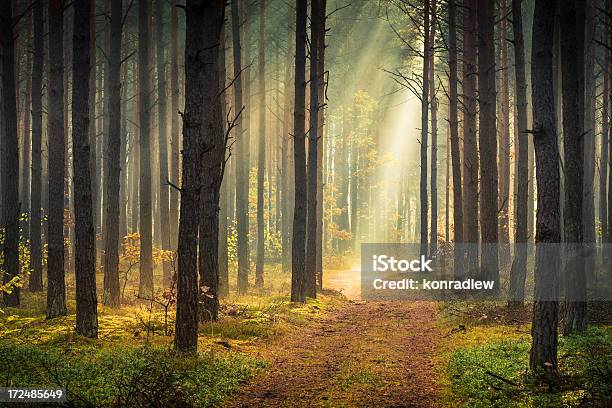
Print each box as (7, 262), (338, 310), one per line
(225, 299), (441, 408)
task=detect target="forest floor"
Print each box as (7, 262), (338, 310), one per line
(225, 268), (441, 408)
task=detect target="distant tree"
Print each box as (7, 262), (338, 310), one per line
(429, 0), (438, 256)
(462, 0), (479, 273)
(156, 0), (172, 286)
(447, 0), (463, 279)
(1, 0), (21, 307)
(72, 0), (98, 337)
(47, 0), (67, 318)
(256, 0), (266, 288)
(477, 0), (499, 284)
(138, 0), (153, 297)
(29, 0), (44, 292)
(508, 0), (530, 306)
(169, 0), (180, 251)
(419, 0), (430, 257)
(231, 0), (250, 294)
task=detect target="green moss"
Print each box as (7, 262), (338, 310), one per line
(446, 327), (612, 407)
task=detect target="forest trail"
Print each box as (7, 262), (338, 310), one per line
(225, 296), (441, 408)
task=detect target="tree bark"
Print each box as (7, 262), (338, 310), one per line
(448, 0), (463, 279)
(419, 0), (430, 257)
(291, 0), (308, 302)
(529, 0), (560, 374)
(20, 11), (32, 238)
(29, 0), (44, 292)
(305, 0), (322, 298)
(429, 1), (437, 256)
(176, 0), (224, 351)
(499, 0), (511, 267)
(138, 0), (153, 297)
(197, 0), (226, 322)
(72, 0), (98, 337)
(169, 0), (180, 251)
(462, 0), (479, 273)
(46, 0), (67, 318)
(102, 0), (123, 308)
(508, 0), (530, 305)
(1, 0), (21, 307)
(477, 0), (499, 284)
(255, 0), (266, 288)
(156, 0), (172, 286)
(231, 0), (250, 294)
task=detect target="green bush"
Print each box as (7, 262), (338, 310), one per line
(0, 341), (265, 407)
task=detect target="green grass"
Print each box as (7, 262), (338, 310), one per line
(0, 340), (265, 407)
(446, 327), (612, 407)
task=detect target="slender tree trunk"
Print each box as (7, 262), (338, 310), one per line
(155, 0), (171, 286)
(529, 0), (560, 374)
(477, 0), (499, 284)
(231, 0), (250, 294)
(102, 0), (123, 308)
(291, 0), (308, 302)
(29, 0), (44, 292)
(305, 0), (322, 298)
(562, 0), (588, 335)
(46, 0), (67, 317)
(218, 21), (229, 299)
(315, 0), (327, 290)
(281, 5), (295, 272)
(72, 0), (98, 337)
(197, 1), (226, 323)
(255, 0), (266, 288)
(429, 1), (437, 255)
(1, 0), (21, 307)
(601, 24), (609, 244)
(138, 0), (153, 297)
(88, 0), (98, 255)
(499, 0), (511, 267)
(508, 0), (530, 305)
(448, 0), (463, 279)
(20, 13), (32, 238)
(170, 0), (180, 250)
(463, 0), (479, 273)
(420, 0), (430, 257)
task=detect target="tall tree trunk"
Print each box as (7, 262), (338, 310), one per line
(231, 0), (250, 294)
(529, 0), (560, 374)
(1, 0), (21, 307)
(499, 0), (511, 267)
(429, 1), (437, 256)
(291, 0), (308, 302)
(29, 0), (44, 292)
(448, 0), (463, 279)
(88, 0), (98, 256)
(156, 0), (171, 286)
(138, 0), (153, 297)
(197, 0), (226, 323)
(315, 0), (326, 290)
(463, 0), (479, 273)
(46, 0), (67, 317)
(563, 0), (588, 335)
(305, 0), (322, 298)
(419, 0), (430, 257)
(601, 21), (609, 245)
(20, 11), (32, 238)
(478, 0), (499, 284)
(218, 21), (229, 299)
(508, 0), (530, 305)
(102, 0), (123, 308)
(169, 0), (180, 250)
(255, 0), (266, 288)
(72, 0), (98, 337)
(281, 5), (295, 272)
